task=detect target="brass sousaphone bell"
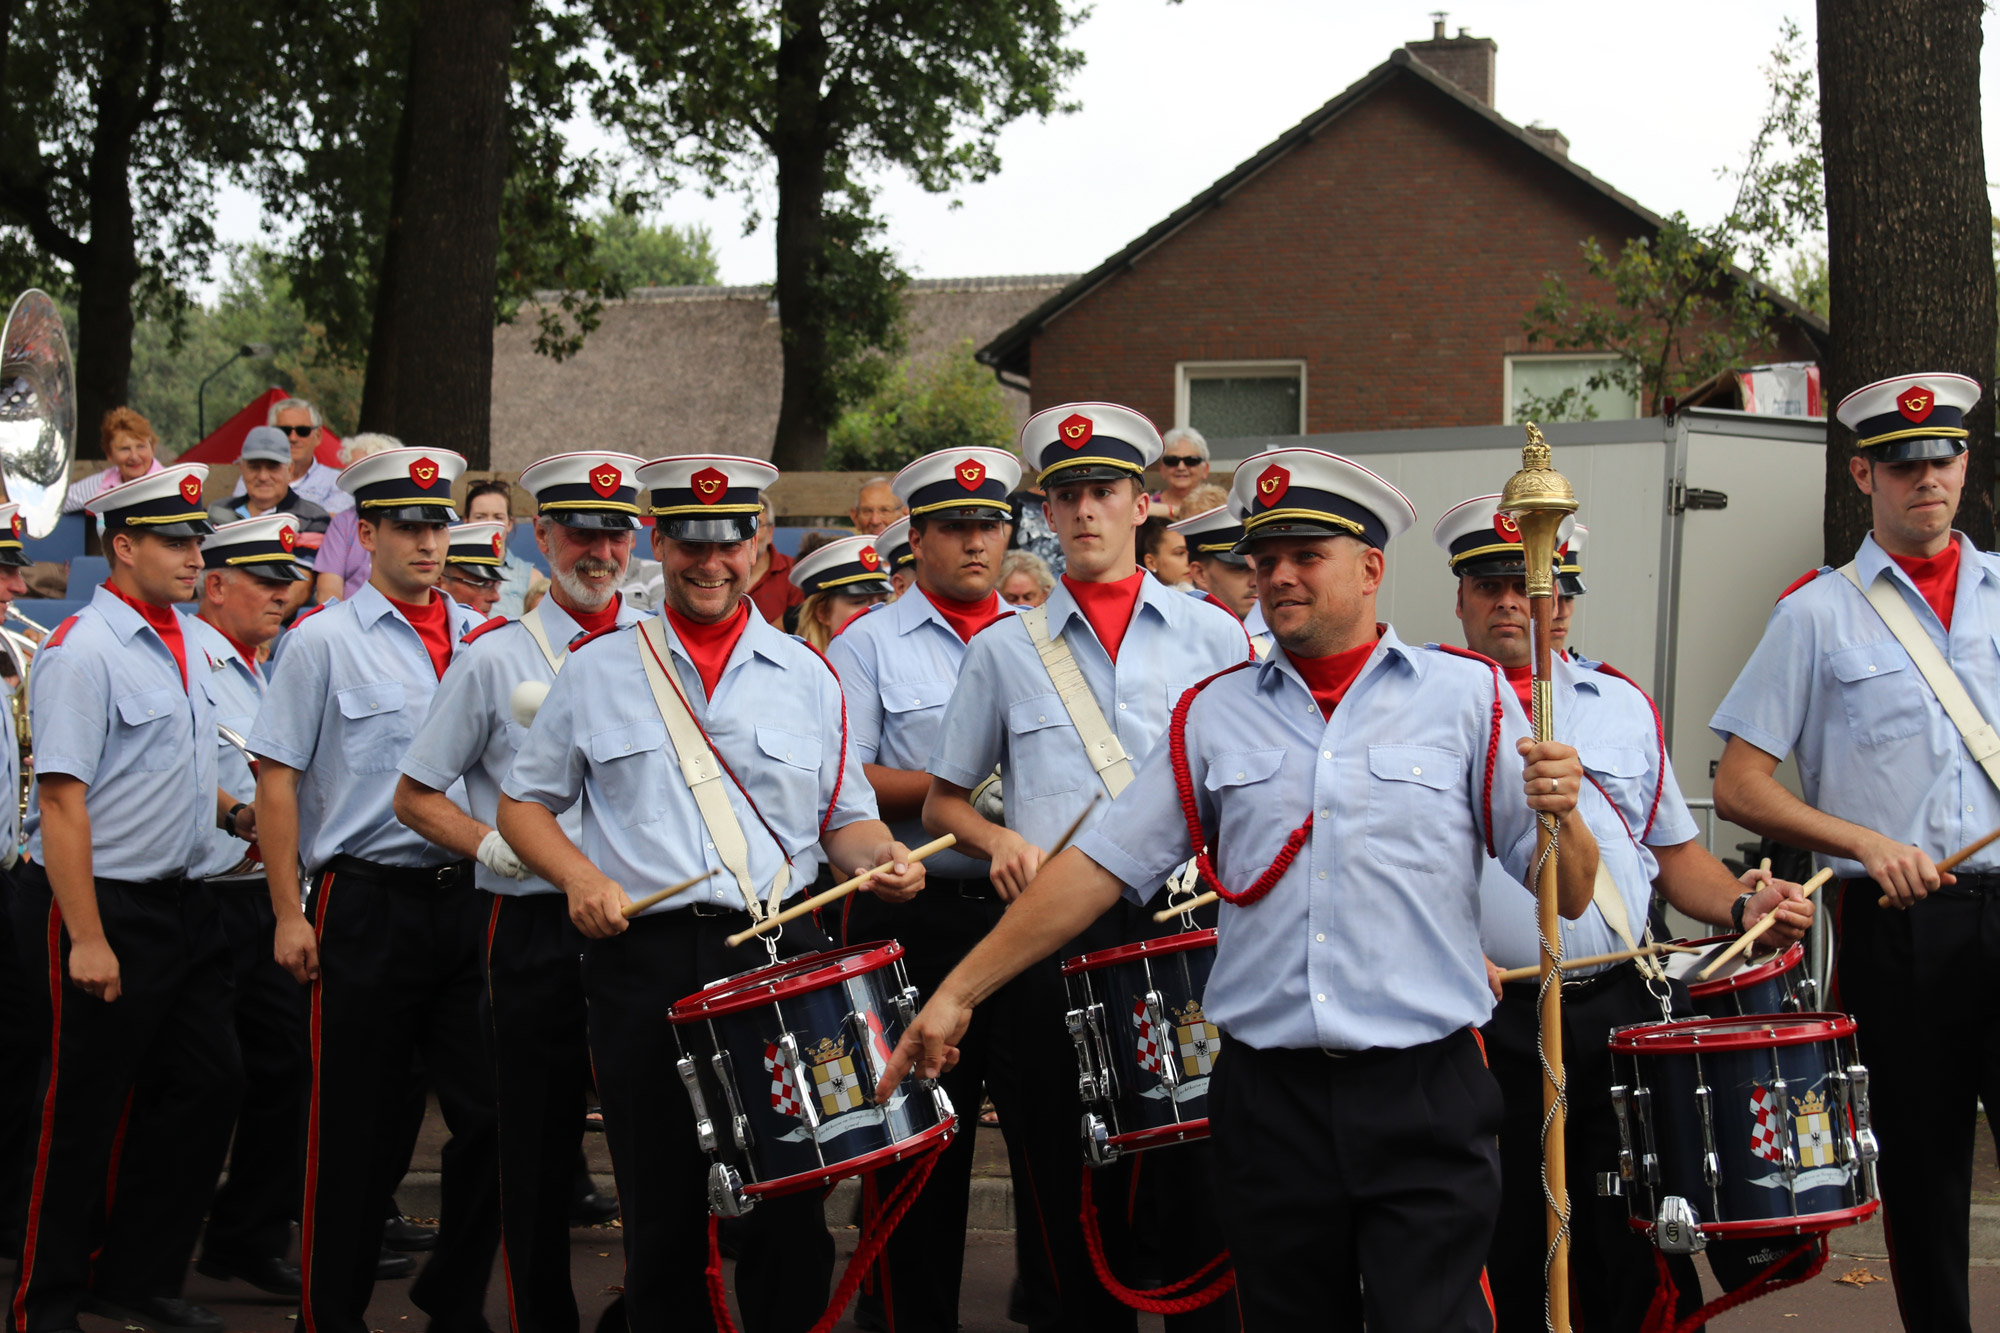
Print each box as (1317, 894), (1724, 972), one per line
(0, 289), (76, 540)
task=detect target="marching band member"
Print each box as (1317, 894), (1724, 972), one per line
(790, 533), (893, 651)
(250, 447), (499, 1333)
(825, 446), (1017, 1332)
(8, 467), (243, 1333)
(0, 501), (37, 1261)
(439, 520), (511, 620)
(1171, 504), (1268, 656)
(394, 453), (647, 1333)
(1713, 372), (2000, 1333)
(922, 403), (1249, 1331)
(495, 455), (921, 1333)
(876, 516), (916, 599)
(887, 447), (1603, 1332)
(1432, 494), (1811, 1331)
(187, 515), (314, 1299)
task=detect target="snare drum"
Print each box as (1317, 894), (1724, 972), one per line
(1662, 935), (1815, 1018)
(1607, 1014), (1879, 1250)
(1061, 929), (1219, 1166)
(668, 941), (956, 1217)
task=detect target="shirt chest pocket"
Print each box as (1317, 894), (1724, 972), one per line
(1204, 747), (1287, 826)
(588, 719), (670, 827)
(1827, 642), (1927, 748)
(1366, 743), (1464, 872)
(755, 725), (823, 821)
(115, 688), (186, 772)
(336, 680), (413, 775)
(880, 678), (952, 752)
(1005, 694), (1081, 802)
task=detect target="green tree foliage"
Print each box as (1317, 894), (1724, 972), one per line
(826, 339), (1014, 472)
(1519, 21), (1824, 421)
(590, 0), (1086, 468)
(584, 210), (721, 289)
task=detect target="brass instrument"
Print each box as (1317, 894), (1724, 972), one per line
(0, 289), (76, 539)
(1, 605), (46, 820)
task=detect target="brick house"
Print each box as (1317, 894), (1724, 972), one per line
(977, 25), (1826, 448)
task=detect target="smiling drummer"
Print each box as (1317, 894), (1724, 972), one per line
(496, 454), (921, 1333)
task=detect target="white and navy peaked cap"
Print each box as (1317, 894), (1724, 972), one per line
(88, 464), (215, 537)
(1228, 448), (1415, 552)
(1431, 493), (1576, 580)
(1019, 402), (1163, 488)
(789, 533), (893, 596)
(1835, 373), (1980, 462)
(1170, 505), (1249, 566)
(201, 512), (308, 582)
(338, 448), (465, 523)
(876, 516), (914, 570)
(445, 521), (509, 584)
(891, 447), (1021, 520)
(636, 455), (778, 543)
(518, 452), (645, 530)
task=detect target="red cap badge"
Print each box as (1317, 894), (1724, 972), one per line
(1492, 512), (1522, 542)
(589, 463), (623, 499)
(691, 466), (729, 505)
(1058, 413), (1094, 451)
(1897, 385), (1935, 423)
(277, 525), (297, 553)
(1255, 464), (1290, 508)
(859, 545), (881, 572)
(9, 511), (24, 540)
(956, 458), (988, 491)
(492, 533), (506, 560)
(179, 472), (203, 506)
(409, 457), (440, 489)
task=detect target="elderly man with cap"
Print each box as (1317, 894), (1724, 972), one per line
(439, 520), (509, 620)
(1433, 493), (1813, 1331)
(884, 447), (1607, 1331)
(922, 403), (1249, 1332)
(1713, 372), (2000, 1333)
(496, 454), (920, 1333)
(0, 502), (37, 1260)
(393, 452), (646, 1333)
(176, 514), (315, 1299)
(1172, 504), (1269, 656)
(213, 425), (332, 617)
(823, 447), (1016, 1332)
(8, 466), (248, 1333)
(250, 446), (499, 1333)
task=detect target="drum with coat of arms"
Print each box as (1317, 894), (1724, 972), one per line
(1061, 927), (1219, 1166)
(667, 941), (956, 1217)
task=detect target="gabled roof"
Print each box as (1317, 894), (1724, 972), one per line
(977, 48), (1827, 380)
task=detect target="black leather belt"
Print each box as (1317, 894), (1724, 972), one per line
(934, 875), (1000, 902)
(321, 855), (472, 893)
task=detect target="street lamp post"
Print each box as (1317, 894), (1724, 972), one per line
(196, 343), (274, 440)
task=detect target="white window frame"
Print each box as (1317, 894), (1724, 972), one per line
(1174, 359), (1308, 435)
(1501, 352), (1637, 424)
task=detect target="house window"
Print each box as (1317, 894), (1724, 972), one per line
(1504, 354), (1638, 424)
(1177, 361), (1306, 437)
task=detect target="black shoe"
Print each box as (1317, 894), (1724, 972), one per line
(570, 1189), (620, 1227)
(84, 1295), (225, 1331)
(195, 1253), (303, 1296)
(378, 1245), (418, 1280)
(383, 1210), (438, 1252)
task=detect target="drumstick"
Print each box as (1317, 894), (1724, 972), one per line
(1876, 822), (2000, 908)
(1493, 942), (1705, 985)
(1152, 889), (1217, 923)
(1046, 795), (1102, 859)
(619, 868), (721, 919)
(725, 836), (958, 947)
(1697, 867), (1832, 981)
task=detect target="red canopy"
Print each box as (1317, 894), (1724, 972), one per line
(178, 387), (345, 467)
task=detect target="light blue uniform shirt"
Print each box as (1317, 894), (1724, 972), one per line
(1076, 629), (1549, 1052)
(400, 595), (648, 895)
(1477, 654), (1699, 972)
(249, 583), (484, 874)
(826, 589), (1014, 881)
(1712, 531), (2000, 880)
(0, 641), (19, 855)
(186, 615), (268, 881)
(501, 609), (879, 917)
(928, 574), (1252, 858)
(25, 585), (219, 881)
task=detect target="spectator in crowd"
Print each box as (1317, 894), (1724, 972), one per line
(1151, 425), (1211, 516)
(61, 407), (164, 513)
(1138, 514), (1193, 589)
(1005, 478), (1064, 579)
(229, 398), (354, 515)
(210, 427), (331, 619)
(996, 549), (1053, 608)
(746, 493), (804, 625)
(463, 481), (536, 617)
(311, 433), (405, 603)
(1179, 481), (1231, 518)
(849, 475), (904, 534)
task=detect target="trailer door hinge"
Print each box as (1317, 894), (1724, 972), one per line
(1670, 483), (1729, 514)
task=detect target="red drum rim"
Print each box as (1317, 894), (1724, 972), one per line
(667, 940), (905, 1022)
(741, 1116), (958, 1199)
(1676, 934), (1805, 998)
(1098, 1118), (1211, 1158)
(1062, 927), (1218, 976)
(1608, 1012), (1856, 1053)
(1630, 1198), (1879, 1238)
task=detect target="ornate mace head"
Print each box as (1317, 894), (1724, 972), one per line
(1499, 422), (1579, 600)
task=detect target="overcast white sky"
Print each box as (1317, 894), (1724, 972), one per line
(206, 1), (2000, 292)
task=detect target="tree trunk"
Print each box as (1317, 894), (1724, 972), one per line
(72, 14), (155, 458)
(769, 0), (830, 471)
(367, 0), (515, 466)
(357, 55), (421, 439)
(1818, 0), (1995, 561)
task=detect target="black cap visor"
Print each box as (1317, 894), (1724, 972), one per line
(542, 509), (641, 532)
(1864, 435), (1967, 463)
(659, 515), (758, 544)
(362, 505), (458, 526)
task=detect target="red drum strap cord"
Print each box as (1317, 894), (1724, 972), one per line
(1167, 663), (1311, 908)
(1078, 1167), (1235, 1313)
(1639, 1236), (1828, 1333)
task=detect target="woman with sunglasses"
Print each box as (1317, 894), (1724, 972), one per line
(1151, 425), (1212, 517)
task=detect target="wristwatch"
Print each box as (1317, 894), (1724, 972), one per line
(1731, 889), (1755, 934)
(222, 802), (248, 838)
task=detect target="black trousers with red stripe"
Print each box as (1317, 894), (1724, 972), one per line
(1211, 1030), (1501, 1333)
(482, 891), (591, 1333)
(1839, 879), (2000, 1333)
(299, 860), (498, 1333)
(582, 906), (835, 1333)
(0, 865), (37, 1254)
(6, 862), (242, 1333)
(200, 882), (311, 1266)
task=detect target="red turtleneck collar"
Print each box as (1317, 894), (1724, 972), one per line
(924, 587), (1004, 644)
(103, 580), (188, 689)
(384, 591), (452, 679)
(1502, 663), (1534, 711)
(1061, 570), (1146, 662)
(666, 599), (750, 699)
(562, 592), (622, 638)
(1289, 632), (1381, 719)
(1889, 541), (1960, 631)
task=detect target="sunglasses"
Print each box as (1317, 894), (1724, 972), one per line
(1161, 455), (1204, 468)
(281, 424), (318, 437)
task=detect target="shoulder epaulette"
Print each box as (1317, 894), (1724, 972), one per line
(1776, 568), (1823, 602)
(831, 603), (883, 639)
(44, 614), (80, 649)
(570, 623), (625, 653)
(967, 610), (1020, 644)
(460, 616), (513, 647)
(1200, 591), (1234, 614)
(291, 602), (333, 629)
(1432, 642), (1502, 671)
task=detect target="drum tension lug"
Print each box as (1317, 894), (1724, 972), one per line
(1609, 1084), (1636, 1184)
(676, 1055), (718, 1154)
(1654, 1196), (1707, 1254)
(895, 985), (919, 1032)
(1081, 1112), (1120, 1168)
(708, 1162), (753, 1218)
(1596, 1172), (1623, 1198)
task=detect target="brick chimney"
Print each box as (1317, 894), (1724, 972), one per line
(1525, 123), (1570, 158)
(1406, 15), (1498, 107)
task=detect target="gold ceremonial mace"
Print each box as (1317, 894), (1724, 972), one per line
(1499, 423), (1578, 1333)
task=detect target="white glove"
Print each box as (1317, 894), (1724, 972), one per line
(477, 829), (530, 880)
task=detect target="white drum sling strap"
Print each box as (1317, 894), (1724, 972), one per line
(519, 601), (564, 673)
(1019, 605), (1135, 798)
